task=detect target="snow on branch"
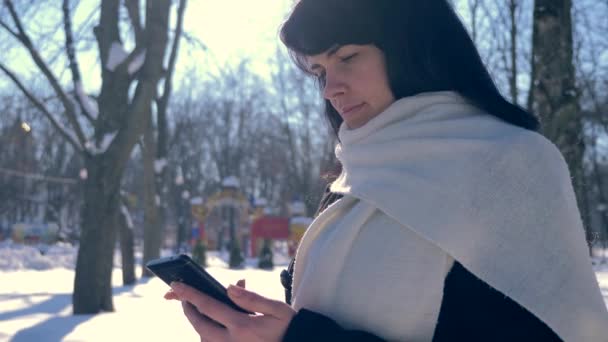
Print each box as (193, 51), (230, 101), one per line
(120, 204), (134, 229)
(63, 1), (96, 125)
(75, 82), (99, 119)
(106, 41), (147, 75)
(154, 158), (167, 174)
(106, 42), (129, 71)
(128, 49), (146, 75)
(85, 131), (118, 155)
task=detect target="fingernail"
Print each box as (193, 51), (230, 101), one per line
(228, 285), (244, 297)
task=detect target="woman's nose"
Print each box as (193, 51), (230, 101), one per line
(322, 72), (347, 100)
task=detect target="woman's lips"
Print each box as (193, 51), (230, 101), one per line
(341, 103), (365, 116)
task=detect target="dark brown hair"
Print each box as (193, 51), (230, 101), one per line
(280, 0), (540, 138)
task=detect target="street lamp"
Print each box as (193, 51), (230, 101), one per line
(21, 122), (31, 133)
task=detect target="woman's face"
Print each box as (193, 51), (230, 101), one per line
(307, 44), (395, 129)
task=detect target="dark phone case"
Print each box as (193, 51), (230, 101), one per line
(145, 254), (252, 314)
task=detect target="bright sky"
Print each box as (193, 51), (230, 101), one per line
(177, 0), (293, 81)
(1, 0), (295, 94)
(185, 0), (291, 60)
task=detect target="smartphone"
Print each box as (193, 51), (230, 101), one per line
(145, 254), (252, 314)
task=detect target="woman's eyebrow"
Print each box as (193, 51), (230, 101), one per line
(309, 45), (343, 72)
(325, 44), (342, 57)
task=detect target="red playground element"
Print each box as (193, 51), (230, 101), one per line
(250, 216), (289, 256)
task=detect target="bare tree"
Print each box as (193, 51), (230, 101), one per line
(139, 0), (187, 277)
(469, 0), (532, 106)
(574, 0), (608, 255)
(0, 85), (85, 240)
(506, 0), (520, 103)
(0, 0), (172, 313)
(270, 48), (328, 215)
(118, 195), (136, 285)
(529, 0), (591, 252)
(163, 50), (329, 220)
(160, 62), (268, 248)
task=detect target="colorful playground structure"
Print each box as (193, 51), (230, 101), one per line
(189, 176), (313, 258)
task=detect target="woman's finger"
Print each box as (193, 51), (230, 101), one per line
(171, 282), (244, 328)
(182, 301), (226, 341)
(227, 285), (294, 319)
(164, 290), (179, 300)
(236, 279), (246, 288)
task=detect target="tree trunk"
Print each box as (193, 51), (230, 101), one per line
(155, 0), (187, 257)
(72, 0), (171, 313)
(508, 0), (519, 104)
(73, 155), (120, 313)
(142, 114), (162, 277)
(118, 202), (136, 285)
(530, 0), (591, 252)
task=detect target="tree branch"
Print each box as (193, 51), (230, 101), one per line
(124, 0), (144, 46)
(159, 0), (186, 106)
(62, 0), (95, 123)
(0, 19), (19, 38)
(0, 63), (83, 153)
(156, 0), (187, 159)
(107, 0), (171, 182)
(4, 0), (87, 145)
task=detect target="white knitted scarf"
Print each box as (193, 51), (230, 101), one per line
(294, 91), (608, 341)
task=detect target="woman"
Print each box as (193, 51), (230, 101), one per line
(165, 0), (608, 341)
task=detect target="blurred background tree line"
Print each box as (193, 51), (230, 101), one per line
(0, 0), (606, 314)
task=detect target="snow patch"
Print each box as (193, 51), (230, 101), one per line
(79, 168), (88, 180)
(0, 240), (76, 270)
(128, 49), (146, 75)
(290, 216), (313, 226)
(154, 158), (167, 174)
(254, 197), (267, 207)
(86, 131), (118, 155)
(106, 42), (128, 71)
(222, 176), (240, 188)
(120, 204), (134, 229)
(190, 196), (203, 205)
(289, 201), (306, 215)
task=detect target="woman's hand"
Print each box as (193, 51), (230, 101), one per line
(165, 279), (296, 342)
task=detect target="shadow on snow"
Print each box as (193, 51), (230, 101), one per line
(5, 277), (153, 342)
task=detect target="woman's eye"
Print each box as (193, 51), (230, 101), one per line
(340, 53), (358, 62)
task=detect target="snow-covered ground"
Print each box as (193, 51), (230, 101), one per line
(1, 241), (607, 342)
(0, 241), (286, 342)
